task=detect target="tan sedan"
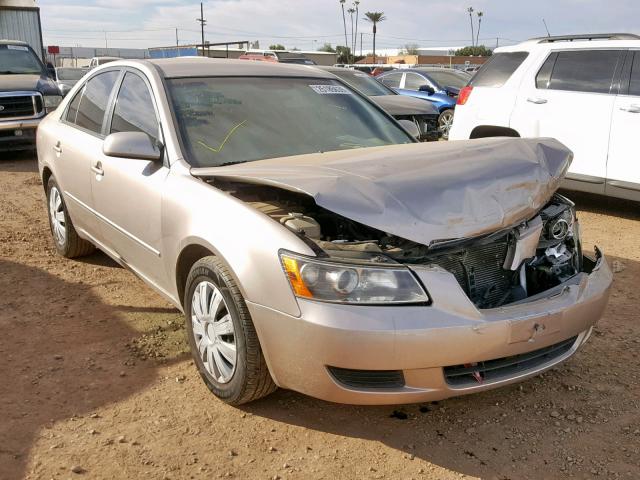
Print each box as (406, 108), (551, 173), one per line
(37, 58), (612, 405)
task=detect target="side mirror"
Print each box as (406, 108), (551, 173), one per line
(103, 132), (162, 161)
(47, 67), (56, 80)
(397, 119), (421, 139)
(419, 84), (435, 95)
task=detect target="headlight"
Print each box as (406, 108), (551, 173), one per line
(44, 95), (62, 113)
(280, 251), (429, 305)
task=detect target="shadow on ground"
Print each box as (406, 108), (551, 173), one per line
(0, 259), (180, 479)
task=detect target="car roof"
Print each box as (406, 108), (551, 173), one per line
(145, 57), (337, 79)
(496, 34), (640, 53)
(0, 39), (29, 46)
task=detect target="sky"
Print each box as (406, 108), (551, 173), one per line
(38, 0), (640, 52)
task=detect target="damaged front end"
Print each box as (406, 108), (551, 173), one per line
(210, 179), (588, 309)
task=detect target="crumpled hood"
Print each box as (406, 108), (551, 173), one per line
(192, 137), (573, 245)
(370, 94), (439, 116)
(0, 74), (59, 95)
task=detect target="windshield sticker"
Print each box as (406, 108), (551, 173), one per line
(309, 85), (351, 95)
(7, 45), (29, 51)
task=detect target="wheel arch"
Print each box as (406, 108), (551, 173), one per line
(42, 166), (53, 192)
(470, 125), (521, 139)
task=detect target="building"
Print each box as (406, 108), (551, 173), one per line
(0, 0), (43, 59)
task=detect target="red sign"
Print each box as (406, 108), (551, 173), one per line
(47, 46), (60, 54)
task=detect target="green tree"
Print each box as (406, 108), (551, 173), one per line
(268, 44), (286, 50)
(364, 11), (386, 63)
(335, 45), (351, 64)
(455, 45), (493, 56)
(318, 43), (336, 53)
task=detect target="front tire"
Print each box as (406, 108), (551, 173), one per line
(46, 177), (95, 258)
(184, 256), (276, 405)
(438, 109), (455, 140)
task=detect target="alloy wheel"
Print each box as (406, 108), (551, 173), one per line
(49, 186), (66, 245)
(191, 280), (237, 383)
(439, 110), (454, 140)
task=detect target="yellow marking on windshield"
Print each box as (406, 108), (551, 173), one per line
(197, 120), (247, 154)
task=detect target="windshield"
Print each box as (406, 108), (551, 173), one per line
(422, 70), (469, 89)
(168, 76), (412, 168)
(0, 45), (43, 75)
(56, 68), (85, 81)
(331, 70), (392, 96)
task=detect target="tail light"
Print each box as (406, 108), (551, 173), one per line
(457, 86), (473, 105)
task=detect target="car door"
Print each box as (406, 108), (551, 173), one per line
(90, 69), (169, 287)
(54, 69), (121, 241)
(606, 50), (640, 200)
(510, 49), (624, 192)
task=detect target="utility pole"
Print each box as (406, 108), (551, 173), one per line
(197, 2), (207, 56)
(175, 28), (179, 48)
(104, 31), (107, 49)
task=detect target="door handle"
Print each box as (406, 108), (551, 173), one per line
(527, 97), (548, 105)
(53, 141), (62, 154)
(91, 161), (104, 176)
(620, 104), (640, 113)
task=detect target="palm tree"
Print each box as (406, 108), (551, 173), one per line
(348, 7), (355, 63)
(364, 11), (386, 64)
(339, 1), (349, 62)
(467, 6), (475, 47)
(353, 1), (360, 57)
(476, 11), (484, 47)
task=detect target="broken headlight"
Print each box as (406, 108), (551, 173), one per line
(280, 251), (429, 305)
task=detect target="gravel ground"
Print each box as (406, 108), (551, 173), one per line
(1, 152), (638, 480)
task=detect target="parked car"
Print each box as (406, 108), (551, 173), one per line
(377, 68), (461, 139)
(449, 33), (640, 202)
(316, 66), (440, 141)
(37, 58), (611, 406)
(88, 56), (122, 70)
(0, 40), (62, 152)
(239, 50), (316, 65)
(53, 67), (85, 96)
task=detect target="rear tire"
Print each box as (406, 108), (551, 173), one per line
(46, 177), (95, 258)
(184, 256), (276, 405)
(438, 109), (455, 140)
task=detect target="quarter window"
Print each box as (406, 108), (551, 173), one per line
(379, 72), (402, 88)
(539, 50), (622, 94)
(75, 71), (120, 134)
(65, 88), (83, 124)
(470, 52), (529, 88)
(110, 72), (159, 142)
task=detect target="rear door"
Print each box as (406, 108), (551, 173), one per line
(510, 49), (624, 192)
(90, 69), (169, 286)
(54, 69), (121, 239)
(606, 50), (640, 199)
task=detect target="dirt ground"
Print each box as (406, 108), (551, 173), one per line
(1, 152), (638, 480)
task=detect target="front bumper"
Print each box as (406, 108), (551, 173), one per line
(0, 118), (41, 152)
(249, 249), (612, 404)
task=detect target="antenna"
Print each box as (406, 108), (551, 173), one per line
(542, 18), (551, 37)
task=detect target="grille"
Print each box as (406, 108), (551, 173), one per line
(328, 366), (405, 389)
(444, 336), (577, 387)
(395, 114), (440, 141)
(427, 237), (515, 308)
(0, 94), (40, 119)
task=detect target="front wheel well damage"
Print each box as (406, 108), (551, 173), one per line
(470, 126), (520, 139)
(176, 244), (215, 307)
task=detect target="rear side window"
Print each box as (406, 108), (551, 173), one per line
(404, 73), (427, 91)
(75, 70), (120, 134)
(379, 72), (402, 88)
(470, 52), (529, 87)
(628, 52), (640, 96)
(110, 72), (159, 143)
(538, 50), (622, 94)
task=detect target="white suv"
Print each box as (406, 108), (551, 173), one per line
(449, 33), (640, 201)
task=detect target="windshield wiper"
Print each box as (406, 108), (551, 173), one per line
(0, 70), (39, 75)
(218, 160), (249, 167)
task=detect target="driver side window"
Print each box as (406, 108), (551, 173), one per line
(110, 72), (159, 144)
(404, 73), (428, 91)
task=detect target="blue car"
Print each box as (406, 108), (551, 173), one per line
(376, 68), (471, 139)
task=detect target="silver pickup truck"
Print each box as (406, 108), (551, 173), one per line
(0, 40), (62, 152)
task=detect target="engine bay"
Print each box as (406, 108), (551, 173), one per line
(214, 179), (583, 309)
